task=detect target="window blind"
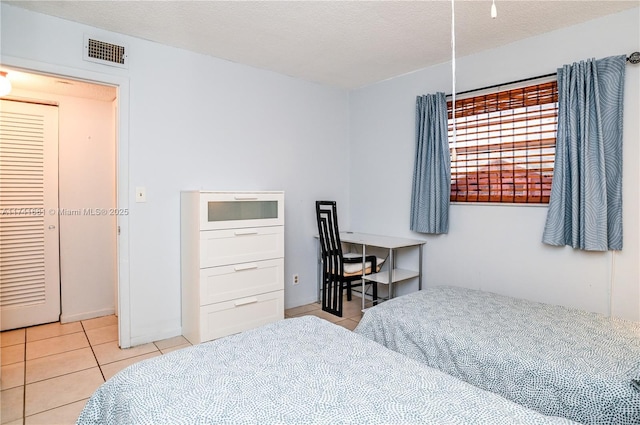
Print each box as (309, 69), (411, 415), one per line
(448, 81), (558, 203)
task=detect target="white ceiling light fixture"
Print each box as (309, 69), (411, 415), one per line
(0, 72), (12, 96)
(491, 0), (497, 19)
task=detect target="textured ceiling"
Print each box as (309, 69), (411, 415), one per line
(4, 1), (640, 89)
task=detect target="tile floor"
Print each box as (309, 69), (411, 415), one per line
(284, 297), (365, 331)
(0, 298), (363, 425)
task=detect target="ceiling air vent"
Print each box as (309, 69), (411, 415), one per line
(83, 35), (128, 68)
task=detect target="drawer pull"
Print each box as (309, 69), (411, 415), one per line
(234, 229), (259, 236)
(234, 263), (258, 272)
(234, 297), (259, 307)
(234, 195), (259, 200)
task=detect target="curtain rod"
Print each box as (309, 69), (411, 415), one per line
(446, 51), (640, 98)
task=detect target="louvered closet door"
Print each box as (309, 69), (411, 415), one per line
(0, 99), (60, 331)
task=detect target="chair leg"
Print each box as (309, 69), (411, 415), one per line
(372, 282), (378, 306)
(322, 274), (344, 317)
(346, 282), (352, 302)
(333, 278), (341, 314)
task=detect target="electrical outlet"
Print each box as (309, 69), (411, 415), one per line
(293, 274), (299, 285)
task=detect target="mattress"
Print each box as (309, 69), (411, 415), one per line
(77, 315), (577, 424)
(355, 286), (640, 425)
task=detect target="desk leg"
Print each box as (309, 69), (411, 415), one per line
(419, 244), (423, 291)
(362, 244), (366, 312)
(388, 248), (394, 299)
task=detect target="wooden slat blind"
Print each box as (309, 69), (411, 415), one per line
(448, 81), (558, 203)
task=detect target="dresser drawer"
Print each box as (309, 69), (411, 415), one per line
(199, 226), (284, 268)
(198, 192), (284, 230)
(199, 259), (283, 305)
(200, 290), (284, 341)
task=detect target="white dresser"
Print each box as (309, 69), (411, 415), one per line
(180, 191), (284, 344)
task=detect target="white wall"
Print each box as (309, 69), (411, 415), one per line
(57, 94), (116, 323)
(349, 8), (640, 321)
(1, 4), (351, 344)
(9, 87), (118, 323)
(4, 5), (637, 348)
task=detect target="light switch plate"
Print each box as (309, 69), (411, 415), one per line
(135, 187), (146, 203)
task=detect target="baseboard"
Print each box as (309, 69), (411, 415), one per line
(285, 296), (319, 310)
(60, 307), (116, 324)
(349, 288), (391, 304)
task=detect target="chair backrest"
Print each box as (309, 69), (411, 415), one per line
(315, 201), (344, 276)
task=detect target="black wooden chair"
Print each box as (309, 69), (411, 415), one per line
(316, 201), (379, 317)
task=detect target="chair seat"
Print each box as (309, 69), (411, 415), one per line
(342, 253), (386, 277)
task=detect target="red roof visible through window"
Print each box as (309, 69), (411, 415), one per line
(448, 80), (558, 204)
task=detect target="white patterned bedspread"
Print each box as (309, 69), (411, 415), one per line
(77, 315), (577, 425)
(355, 286), (640, 425)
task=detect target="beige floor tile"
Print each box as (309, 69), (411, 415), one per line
(0, 362), (24, 390)
(1, 344), (25, 366)
(285, 303), (320, 316)
(92, 341), (158, 366)
(300, 308), (342, 323)
(26, 332), (89, 361)
(160, 343), (192, 355)
(100, 352), (161, 381)
(85, 324), (118, 346)
(1, 386), (24, 424)
(81, 315), (117, 331)
(26, 321), (83, 343)
(26, 347), (98, 384)
(335, 319), (360, 331)
(345, 311), (364, 321)
(24, 367), (103, 417)
(153, 335), (189, 351)
(1, 329), (25, 347)
(3, 419), (23, 425)
(25, 398), (88, 425)
(342, 300), (365, 319)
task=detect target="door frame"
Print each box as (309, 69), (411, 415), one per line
(1, 55), (132, 348)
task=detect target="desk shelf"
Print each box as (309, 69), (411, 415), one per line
(316, 232), (426, 309)
(363, 269), (419, 285)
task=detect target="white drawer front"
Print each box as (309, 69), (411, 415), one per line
(199, 259), (283, 305)
(200, 290), (284, 341)
(199, 226), (284, 268)
(199, 192), (284, 230)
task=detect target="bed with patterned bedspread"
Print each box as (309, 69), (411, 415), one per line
(354, 286), (640, 425)
(76, 315), (578, 425)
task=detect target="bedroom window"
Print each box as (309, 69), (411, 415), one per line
(448, 80), (558, 204)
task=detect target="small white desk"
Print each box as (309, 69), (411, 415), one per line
(316, 232), (426, 311)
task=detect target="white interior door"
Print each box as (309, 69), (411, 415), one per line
(0, 99), (60, 331)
